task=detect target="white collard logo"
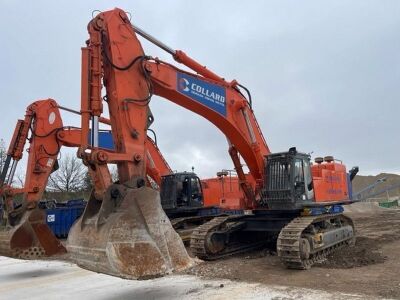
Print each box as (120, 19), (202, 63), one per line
(179, 77), (225, 106)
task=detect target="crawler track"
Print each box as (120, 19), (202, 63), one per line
(171, 215), (218, 243)
(190, 216), (264, 260)
(277, 213), (355, 269)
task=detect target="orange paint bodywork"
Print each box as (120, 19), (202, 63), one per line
(202, 177), (243, 210)
(201, 175), (251, 210)
(312, 162), (349, 202)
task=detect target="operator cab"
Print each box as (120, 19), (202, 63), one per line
(264, 147), (315, 210)
(160, 172), (203, 210)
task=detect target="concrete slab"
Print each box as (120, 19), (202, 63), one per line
(0, 256), (375, 300)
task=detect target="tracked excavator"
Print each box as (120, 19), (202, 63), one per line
(0, 8), (359, 279)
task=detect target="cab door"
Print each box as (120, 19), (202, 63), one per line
(293, 158), (306, 200)
(293, 158), (314, 201)
(189, 176), (203, 207)
(303, 159), (315, 200)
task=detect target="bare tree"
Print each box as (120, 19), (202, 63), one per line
(47, 154), (86, 192)
(82, 171), (93, 191)
(0, 139), (7, 173)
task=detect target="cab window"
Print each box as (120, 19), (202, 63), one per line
(294, 159), (304, 183)
(191, 177), (201, 196)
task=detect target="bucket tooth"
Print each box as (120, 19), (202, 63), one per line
(67, 185), (193, 279)
(0, 208), (66, 259)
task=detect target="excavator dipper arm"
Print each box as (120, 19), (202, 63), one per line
(1, 100), (65, 213)
(0, 99), (67, 258)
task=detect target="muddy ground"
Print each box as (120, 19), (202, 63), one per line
(180, 207), (400, 299)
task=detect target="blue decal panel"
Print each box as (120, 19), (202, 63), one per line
(177, 72), (226, 116)
(88, 130), (115, 150)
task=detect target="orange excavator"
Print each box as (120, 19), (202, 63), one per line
(0, 8), (359, 279)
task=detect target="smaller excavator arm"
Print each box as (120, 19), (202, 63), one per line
(0, 97), (175, 259)
(0, 99), (68, 257)
(1, 100), (66, 215)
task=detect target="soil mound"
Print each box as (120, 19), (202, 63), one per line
(316, 237), (386, 269)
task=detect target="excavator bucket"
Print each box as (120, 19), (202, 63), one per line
(67, 184), (193, 279)
(0, 208), (66, 259)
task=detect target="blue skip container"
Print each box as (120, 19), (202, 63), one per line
(45, 199), (86, 238)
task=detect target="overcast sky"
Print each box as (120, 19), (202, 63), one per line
(0, 0), (399, 178)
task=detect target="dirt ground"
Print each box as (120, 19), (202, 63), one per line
(180, 206), (400, 299)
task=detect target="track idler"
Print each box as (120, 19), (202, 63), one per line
(0, 208), (66, 259)
(67, 183), (193, 279)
